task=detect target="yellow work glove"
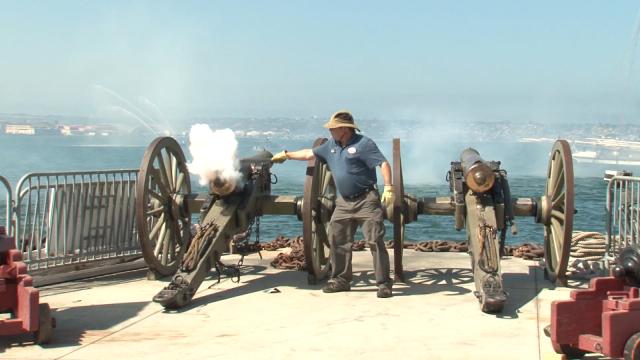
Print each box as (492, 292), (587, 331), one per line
(271, 150), (288, 164)
(381, 185), (395, 219)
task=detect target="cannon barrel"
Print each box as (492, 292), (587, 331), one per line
(460, 148), (495, 193)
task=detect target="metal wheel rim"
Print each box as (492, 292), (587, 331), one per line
(303, 138), (335, 280)
(136, 136), (191, 276)
(392, 138), (406, 282)
(543, 139), (574, 284)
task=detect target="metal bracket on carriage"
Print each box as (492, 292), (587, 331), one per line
(476, 274), (508, 313)
(212, 254), (242, 285)
(152, 275), (195, 308)
(230, 219), (263, 258)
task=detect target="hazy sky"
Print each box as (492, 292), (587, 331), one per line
(1, 1), (640, 123)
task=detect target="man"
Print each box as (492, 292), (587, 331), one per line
(271, 110), (395, 298)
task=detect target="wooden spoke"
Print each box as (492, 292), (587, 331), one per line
(551, 209), (565, 222)
(551, 218), (563, 258)
(552, 192), (565, 209)
(156, 154), (170, 189)
(547, 224), (557, 261)
(146, 207), (164, 217)
(175, 172), (185, 192)
(551, 169), (565, 201)
(171, 153), (178, 192)
(149, 213), (166, 239)
(150, 168), (169, 197)
(154, 224), (168, 257)
(165, 150), (175, 191)
(162, 222), (171, 264)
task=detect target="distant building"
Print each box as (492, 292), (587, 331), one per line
(60, 125), (90, 136)
(5, 123), (60, 135)
(5, 124), (36, 135)
(60, 124), (118, 136)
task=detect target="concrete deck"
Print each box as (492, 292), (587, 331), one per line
(0, 250), (603, 360)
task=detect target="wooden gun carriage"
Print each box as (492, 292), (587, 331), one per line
(135, 137), (575, 312)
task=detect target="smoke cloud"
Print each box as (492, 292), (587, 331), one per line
(187, 125), (242, 186)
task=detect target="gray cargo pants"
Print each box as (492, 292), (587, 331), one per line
(328, 189), (391, 286)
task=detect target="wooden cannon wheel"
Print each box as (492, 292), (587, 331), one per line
(136, 137), (192, 277)
(540, 139), (575, 286)
(33, 303), (54, 344)
(392, 138), (406, 282)
(303, 138), (336, 284)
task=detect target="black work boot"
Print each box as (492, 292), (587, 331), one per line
(376, 283), (393, 298)
(322, 280), (351, 293)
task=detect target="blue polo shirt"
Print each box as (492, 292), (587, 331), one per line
(312, 134), (387, 198)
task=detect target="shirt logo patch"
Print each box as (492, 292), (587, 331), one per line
(347, 147), (357, 154)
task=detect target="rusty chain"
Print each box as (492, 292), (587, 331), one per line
(181, 222), (219, 272)
(252, 235), (549, 272)
(477, 222), (499, 273)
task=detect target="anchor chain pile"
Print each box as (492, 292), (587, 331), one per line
(254, 231), (607, 274)
(261, 235), (550, 271)
(402, 240), (469, 252)
(262, 235), (306, 270)
(503, 244), (544, 260)
(180, 231), (604, 273)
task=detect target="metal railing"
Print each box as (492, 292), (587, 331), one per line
(14, 169), (141, 271)
(606, 175), (640, 260)
(0, 175), (11, 234)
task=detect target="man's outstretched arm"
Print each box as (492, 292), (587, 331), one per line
(272, 148), (315, 163)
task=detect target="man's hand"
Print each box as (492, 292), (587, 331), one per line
(271, 151), (288, 164)
(381, 185), (395, 219)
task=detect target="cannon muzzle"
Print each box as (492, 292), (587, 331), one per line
(209, 149), (274, 196)
(210, 176), (237, 196)
(460, 148), (495, 193)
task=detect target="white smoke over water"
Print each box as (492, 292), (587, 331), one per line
(187, 124), (242, 186)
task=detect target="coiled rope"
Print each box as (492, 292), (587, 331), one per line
(570, 231), (607, 261)
(567, 231), (607, 276)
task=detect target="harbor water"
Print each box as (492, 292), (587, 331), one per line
(0, 133), (612, 245)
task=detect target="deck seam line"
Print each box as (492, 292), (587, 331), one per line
(54, 306), (164, 360)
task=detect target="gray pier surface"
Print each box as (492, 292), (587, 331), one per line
(1, 250), (594, 360)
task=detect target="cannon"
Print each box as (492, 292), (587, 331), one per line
(135, 137), (342, 309)
(136, 136), (574, 312)
(302, 138), (575, 313)
(547, 245), (640, 359)
(0, 226), (55, 344)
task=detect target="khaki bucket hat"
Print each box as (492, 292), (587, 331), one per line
(323, 110), (360, 131)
